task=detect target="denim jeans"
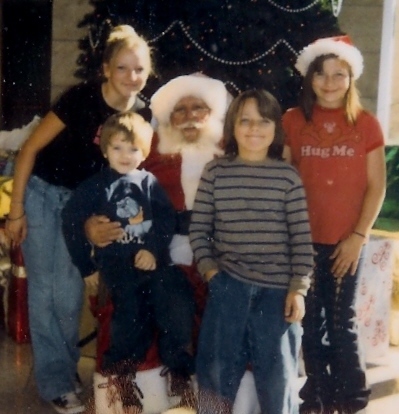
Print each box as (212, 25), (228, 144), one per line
(22, 175), (84, 401)
(300, 243), (370, 412)
(101, 263), (195, 375)
(196, 271), (301, 414)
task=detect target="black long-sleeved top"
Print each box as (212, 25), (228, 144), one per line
(62, 167), (176, 278)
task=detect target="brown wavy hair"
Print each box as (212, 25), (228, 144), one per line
(100, 112), (153, 159)
(223, 89), (284, 160)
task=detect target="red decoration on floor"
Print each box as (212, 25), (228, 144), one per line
(7, 246), (30, 343)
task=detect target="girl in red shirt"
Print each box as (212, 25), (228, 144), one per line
(283, 36), (386, 414)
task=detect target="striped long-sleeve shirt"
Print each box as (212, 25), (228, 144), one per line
(189, 156), (314, 295)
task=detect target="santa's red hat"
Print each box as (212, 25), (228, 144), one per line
(295, 35), (364, 79)
(150, 74), (229, 125)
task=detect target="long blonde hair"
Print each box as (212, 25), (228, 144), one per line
(102, 25), (153, 76)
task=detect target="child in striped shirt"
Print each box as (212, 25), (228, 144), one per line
(189, 89), (314, 414)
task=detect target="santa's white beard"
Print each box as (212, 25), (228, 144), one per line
(157, 117), (224, 210)
(157, 117), (224, 155)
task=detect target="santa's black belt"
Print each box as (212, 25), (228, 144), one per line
(175, 210), (192, 235)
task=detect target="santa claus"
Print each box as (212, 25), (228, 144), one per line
(143, 75), (227, 317)
(88, 75), (260, 414)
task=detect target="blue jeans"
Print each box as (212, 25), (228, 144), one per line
(22, 176), (84, 401)
(196, 271), (301, 414)
(300, 243), (370, 412)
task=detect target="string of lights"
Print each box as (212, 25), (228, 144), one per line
(86, 1), (343, 67)
(331, 0), (344, 17)
(88, 19), (112, 50)
(88, 19), (299, 65)
(267, 0), (320, 13)
(78, 0), (341, 107)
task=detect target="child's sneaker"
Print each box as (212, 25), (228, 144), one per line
(98, 373), (143, 413)
(161, 368), (197, 410)
(161, 368), (193, 398)
(98, 359), (143, 413)
(50, 391), (85, 414)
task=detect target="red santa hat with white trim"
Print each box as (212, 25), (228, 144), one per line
(295, 35), (364, 80)
(150, 74), (229, 125)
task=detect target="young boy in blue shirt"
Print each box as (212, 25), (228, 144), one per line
(62, 112), (195, 412)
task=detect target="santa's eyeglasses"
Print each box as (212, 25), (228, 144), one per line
(171, 105), (210, 118)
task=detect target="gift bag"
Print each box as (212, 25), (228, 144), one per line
(356, 236), (395, 361)
(7, 245), (30, 343)
(389, 241), (399, 345)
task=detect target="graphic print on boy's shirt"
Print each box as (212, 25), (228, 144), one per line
(106, 174), (153, 245)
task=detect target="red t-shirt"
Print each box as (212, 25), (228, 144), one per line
(283, 105), (384, 244)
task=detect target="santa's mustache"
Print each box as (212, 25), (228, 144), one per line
(174, 121), (204, 130)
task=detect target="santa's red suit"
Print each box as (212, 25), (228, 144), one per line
(143, 129), (224, 325)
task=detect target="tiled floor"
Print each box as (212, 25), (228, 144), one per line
(0, 326), (398, 414)
(0, 327), (96, 413)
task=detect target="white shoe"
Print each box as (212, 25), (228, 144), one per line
(50, 391), (85, 414)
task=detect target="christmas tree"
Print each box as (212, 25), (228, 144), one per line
(76, 0), (342, 110)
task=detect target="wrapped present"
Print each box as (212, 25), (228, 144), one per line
(7, 245), (30, 343)
(356, 235), (396, 361)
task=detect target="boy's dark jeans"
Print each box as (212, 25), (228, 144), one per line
(300, 243), (371, 413)
(101, 262), (195, 376)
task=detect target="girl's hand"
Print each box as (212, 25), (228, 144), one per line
(330, 234), (364, 278)
(5, 211), (27, 246)
(85, 271), (99, 294)
(134, 249), (156, 271)
(285, 292), (305, 323)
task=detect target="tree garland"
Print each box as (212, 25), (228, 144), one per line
(267, 0), (321, 13)
(331, 0), (344, 17)
(149, 20), (299, 65)
(76, 0), (341, 108)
